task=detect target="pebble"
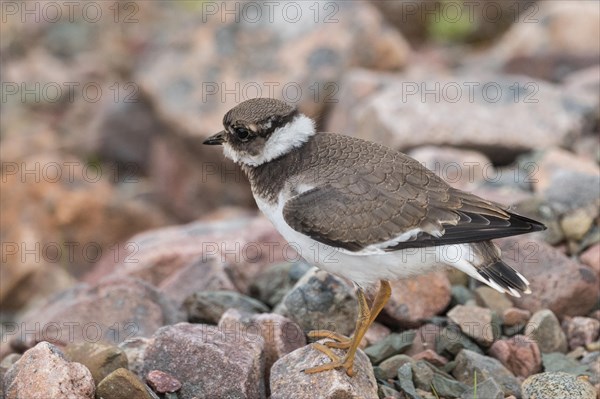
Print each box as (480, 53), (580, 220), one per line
(460, 378), (504, 399)
(183, 290), (269, 324)
(412, 349), (448, 367)
(97, 368), (154, 399)
(269, 339), (378, 399)
(146, 370), (181, 394)
(503, 307), (531, 326)
(447, 305), (500, 347)
(452, 349), (521, 397)
(564, 316), (600, 350)
(488, 335), (542, 378)
(435, 326), (484, 357)
(363, 330), (416, 364)
(527, 309), (568, 353)
(378, 354), (415, 380)
(474, 286), (514, 314)
(541, 352), (590, 375)
(395, 363), (420, 399)
(64, 341), (128, 385)
(249, 261), (311, 307)
(522, 372), (596, 399)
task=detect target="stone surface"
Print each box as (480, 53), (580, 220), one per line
(452, 349), (521, 397)
(395, 363), (420, 399)
(382, 271), (451, 328)
(14, 277), (184, 349)
(363, 322), (391, 347)
(522, 372), (596, 399)
(580, 244), (600, 276)
(527, 309), (568, 353)
(447, 305), (499, 347)
(249, 261), (312, 307)
(498, 236), (599, 318)
(435, 326), (483, 358)
(96, 368), (153, 399)
(274, 269), (357, 337)
(270, 340), (377, 399)
(406, 323), (442, 358)
(503, 307), (531, 327)
(64, 341), (128, 385)
(378, 354), (415, 381)
(218, 309), (306, 387)
(460, 378), (504, 399)
(542, 352), (590, 376)
(326, 69), (595, 163)
(118, 337), (151, 377)
(411, 349), (448, 367)
(363, 330), (416, 365)
(107, 215), (288, 296)
(488, 335), (542, 378)
(146, 370), (181, 394)
(142, 323), (265, 399)
(564, 317), (600, 350)
(3, 342), (95, 399)
(474, 286), (514, 314)
(183, 290), (269, 324)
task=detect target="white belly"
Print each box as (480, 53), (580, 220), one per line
(254, 194), (471, 288)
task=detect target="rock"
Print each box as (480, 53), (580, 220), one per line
(146, 370), (181, 394)
(408, 146), (492, 191)
(533, 147), (600, 195)
(326, 69), (595, 164)
(142, 323), (265, 399)
(183, 290), (269, 324)
(564, 317), (600, 350)
(490, 1), (600, 82)
(450, 285), (475, 307)
(118, 337), (151, 377)
(542, 353), (591, 376)
(526, 309), (568, 353)
(412, 349), (448, 367)
(364, 322), (391, 347)
(395, 363), (421, 399)
(580, 244), (600, 277)
(270, 340), (377, 399)
(249, 261), (311, 307)
(14, 277), (184, 349)
(63, 341), (128, 385)
(96, 368), (153, 399)
(0, 354), (21, 398)
(430, 373), (469, 398)
(498, 237), (599, 318)
(108, 215), (288, 296)
(3, 341), (95, 399)
(460, 378), (504, 399)
(0, 153), (166, 313)
(560, 205), (597, 242)
(274, 268), (357, 337)
(406, 323), (442, 357)
(378, 384), (404, 399)
(378, 354), (415, 380)
(218, 309), (305, 388)
(382, 271), (451, 328)
(522, 372), (596, 399)
(363, 330), (416, 365)
(581, 352), (600, 385)
(503, 307), (531, 326)
(488, 335), (542, 378)
(435, 326), (483, 358)
(452, 349), (521, 397)
(542, 171), (600, 216)
(447, 305), (500, 347)
(474, 286), (513, 314)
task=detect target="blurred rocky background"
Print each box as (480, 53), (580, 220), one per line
(1, 1), (598, 398)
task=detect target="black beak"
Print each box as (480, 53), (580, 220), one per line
(203, 131), (226, 145)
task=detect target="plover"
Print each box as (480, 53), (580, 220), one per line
(203, 98), (545, 376)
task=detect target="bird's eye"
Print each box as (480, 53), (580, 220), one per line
(234, 127), (251, 141)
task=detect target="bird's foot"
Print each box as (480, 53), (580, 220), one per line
(303, 342), (355, 376)
(307, 329), (352, 349)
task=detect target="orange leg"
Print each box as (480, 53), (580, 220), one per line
(305, 280), (392, 376)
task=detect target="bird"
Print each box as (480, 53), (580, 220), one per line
(203, 97), (546, 377)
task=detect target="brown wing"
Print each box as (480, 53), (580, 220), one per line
(282, 146), (544, 252)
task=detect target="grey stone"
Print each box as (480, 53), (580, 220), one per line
(249, 261), (311, 307)
(395, 363), (422, 399)
(378, 384), (404, 399)
(522, 372), (596, 399)
(452, 349), (520, 397)
(527, 309), (568, 353)
(447, 305), (500, 347)
(183, 290), (269, 324)
(541, 352), (591, 376)
(460, 378), (504, 399)
(435, 326), (484, 358)
(450, 285), (474, 307)
(474, 286), (514, 314)
(430, 373), (469, 398)
(270, 340), (377, 399)
(274, 268), (358, 337)
(378, 354), (415, 381)
(364, 330), (416, 364)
